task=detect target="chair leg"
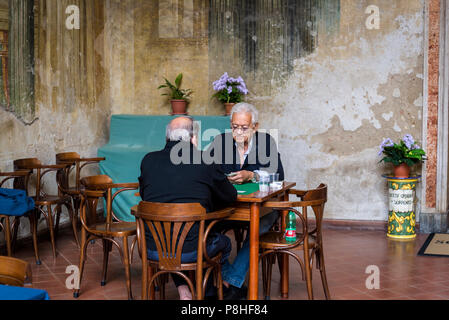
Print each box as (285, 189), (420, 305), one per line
(74, 229), (89, 298)
(65, 202), (79, 247)
(216, 265), (223, 300)
(73, 197), (81, 221)
(261, 253), (267, 299)
(147, 265), (155, 300)
(101, 239), (110, 286)
(11, 217), (21, 254)
(303, 247), (314, 300)
(162, 273), (168, 300)
(317, 248), (331, 300)
(3, 216), (12, 257)
(54, 205), (61, 239)
(122, 236), (133, 300)
(266, 254), (274, 300)
(29, 211), (41, 265)
(44, 205), (57, 259)
(130, 236), (137, 264)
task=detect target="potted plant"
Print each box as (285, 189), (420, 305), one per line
(212, 72), (249, 115)
(158, 73), (193, 115)
(378, 134), (426, 178)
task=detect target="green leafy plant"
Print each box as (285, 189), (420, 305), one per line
(378, 134), (426, 166)
(158, 73), (193, 101)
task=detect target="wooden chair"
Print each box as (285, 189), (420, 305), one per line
(0, 256), (32, 287)
(74, 175), (138, 300)
(13, 158), (77, 260)
(134, 201), (234, 300)
(0, 170), (37, 259)
(55, 152), (105, 239)
(259, 184), (330, 300)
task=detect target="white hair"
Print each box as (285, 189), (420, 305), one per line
(230, 102), (259, 124)
(166, 116), (198, 142)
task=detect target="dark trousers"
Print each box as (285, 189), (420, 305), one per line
(147, 232), (232, 288)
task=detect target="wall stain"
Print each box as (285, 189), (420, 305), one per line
(209, 0), (340, 93)
(310, 68), (423, 157)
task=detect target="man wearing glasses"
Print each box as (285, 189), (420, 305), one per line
(206, 102), (284, 300)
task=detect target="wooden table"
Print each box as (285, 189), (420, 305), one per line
(231, 182), (296, 300)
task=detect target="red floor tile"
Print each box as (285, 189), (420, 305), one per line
(4, 226), (449, 300)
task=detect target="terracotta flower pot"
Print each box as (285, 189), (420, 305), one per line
(224, 103), (235, 116)
(170, 100), (188, 115)
(394, 163), (410, 178)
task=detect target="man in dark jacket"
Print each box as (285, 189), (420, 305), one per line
(205, 102), (284, 299)
(139, 116), (237, 300)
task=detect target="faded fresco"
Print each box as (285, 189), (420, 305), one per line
(0, 0), (425, 241)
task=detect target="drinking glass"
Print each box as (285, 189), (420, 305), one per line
(259, 175), (270, 193)
(269, 173), (282, 190)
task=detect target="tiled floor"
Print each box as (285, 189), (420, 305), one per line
(9, 227), (449, 300)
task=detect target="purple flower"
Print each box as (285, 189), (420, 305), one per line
(237, 85), (249, 95)
(227, 86), (233, 94)
(378, 138), (394, 156)
(411, 144), (420, 150)
(402, 134), (415, 149)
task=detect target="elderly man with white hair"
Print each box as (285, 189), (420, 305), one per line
(138, 116), (237, 300)
(206, 102), (285, 300)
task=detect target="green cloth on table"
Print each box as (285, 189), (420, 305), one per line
(234, 182), (259, 195)
(98, 115), (231, 221)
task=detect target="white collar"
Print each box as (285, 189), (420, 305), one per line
(235, 136), (254, 156)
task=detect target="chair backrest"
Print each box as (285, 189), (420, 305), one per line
(303, 184), (327, 236)
(14, 158), (68, 200)
(13, 158), (41, 170)
(80, 175), (138, 226)
(56, 153), (81, 191)
(55, 152), (81, 163)
(81, 174), (113, 188)
(13, 158), (42, 195)
(0, 256), (32, 286)
(134, 201), (207, 270)
(0, 170), (30, 191)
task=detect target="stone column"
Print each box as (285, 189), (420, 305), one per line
(421, 0), (449, 233)
(8, 0), (35, 123)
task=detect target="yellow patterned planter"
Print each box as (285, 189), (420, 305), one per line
(384, 177), (420, 240)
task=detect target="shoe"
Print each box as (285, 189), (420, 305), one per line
(223, 285), (248, 300)
(204, 286), (218, 301)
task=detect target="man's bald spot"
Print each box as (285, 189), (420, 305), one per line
(169, 116), (193, 130)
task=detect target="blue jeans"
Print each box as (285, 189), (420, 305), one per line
(221, 210), (279, 288)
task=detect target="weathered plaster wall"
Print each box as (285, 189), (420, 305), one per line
(261, 0), (425, 221)
(0, 0), (108, 239)
(0, 0), (426, 246)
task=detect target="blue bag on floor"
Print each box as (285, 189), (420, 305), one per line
(0, 188), (35, 216)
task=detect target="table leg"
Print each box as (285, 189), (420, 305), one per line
(248, 203), (260, 300)
(281, 192), (289, 298)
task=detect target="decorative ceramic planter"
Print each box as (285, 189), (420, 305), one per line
(224, 103), (235, 116)
(386, 177), (419, 240)
(170, 100), (188, 115)
(393, 163), (410, 178)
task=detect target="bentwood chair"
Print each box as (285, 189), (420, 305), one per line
(55, 152), (105, 238)
(0, 170), (36, 258)
(259, 184), (330, 300)
(13, 158), (77, 260)
(134, 201), (234, 300)
(74, 175), (138, 300)
(0, 256), (32, 287)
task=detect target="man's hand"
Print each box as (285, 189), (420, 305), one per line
(227, 170), (254, 185)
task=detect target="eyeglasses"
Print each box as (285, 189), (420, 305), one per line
(231, 124), (252, 132)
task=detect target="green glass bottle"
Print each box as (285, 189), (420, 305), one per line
(285, 211), (296, 242)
